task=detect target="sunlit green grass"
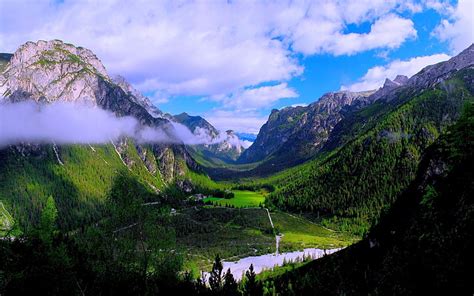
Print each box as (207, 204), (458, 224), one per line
(271, 212), (357, 251)
(203, 190), (265, 208)
(0, 201), (15, 236)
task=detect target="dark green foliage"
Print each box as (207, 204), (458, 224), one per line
(209, 254), (224, 292)
(243, 264), (260, 296)
(222, 268), (239, 296)
(260, 102), (474, 295)
(0, 173), (185, 295)
(38, 195), (58, 246)
(265, 71), (474, 235)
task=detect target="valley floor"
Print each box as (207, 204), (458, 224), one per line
(173, 192), (356, 275)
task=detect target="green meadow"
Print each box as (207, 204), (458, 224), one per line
(203, 190), (266, 208)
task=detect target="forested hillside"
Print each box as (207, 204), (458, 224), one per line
(261, 100), (474, 295)
(0, 141), (215, 232)
(265, 68), (474, 235)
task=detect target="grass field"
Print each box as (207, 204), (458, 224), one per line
(203, 190), (266, 208)
(171, 204), (357, 276)
(0, 201), (15, 236)
(271, 212), (357, 251)
(172, 207), (275, 273)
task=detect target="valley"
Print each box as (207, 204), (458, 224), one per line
(0, 36), (472, 295)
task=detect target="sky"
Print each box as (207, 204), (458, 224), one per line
(0, 0), (473, 134)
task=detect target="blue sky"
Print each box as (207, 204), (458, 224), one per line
(0, 0), (472, 133)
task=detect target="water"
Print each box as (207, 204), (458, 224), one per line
(202, 247), (341, 281)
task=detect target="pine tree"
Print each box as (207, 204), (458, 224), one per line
(244, 264), (260, 296)
(209, 254), (224, 292)
(39, 195), (58, 246)
(222, 268), (239, 296)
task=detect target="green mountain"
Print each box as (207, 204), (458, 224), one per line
(0, 40), (213, 233)
(261, 100), (474, 295)
(234, 45), (469, 233)
(238, 90), (374, 169)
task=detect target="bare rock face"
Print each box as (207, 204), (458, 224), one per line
(0, 40), (109, 104)
(238, 90), (374, 164)
(408, 44), (474, 88)
(112, 75), (165, 119)
(0, 40), (199, 183)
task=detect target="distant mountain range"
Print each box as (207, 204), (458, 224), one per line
(173, 112), (247, 164)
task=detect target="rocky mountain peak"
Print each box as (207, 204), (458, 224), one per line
(0, 40), (110, 104)
(112, 75), (164, 118)
(408, 43), (473, 88)
(394, 75), (409, 84)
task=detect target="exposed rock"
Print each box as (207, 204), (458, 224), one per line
(0, 40), (200, 184)
(112, 75), (165, 119)
(0, 40), (108, 104)
(238, 90), (374, 164)
(408, 44), (474, 88)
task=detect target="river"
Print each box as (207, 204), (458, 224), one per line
(203, 247), (342, 281)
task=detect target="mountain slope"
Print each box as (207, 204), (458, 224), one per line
(263, 46), (474, 234)
(173, 112), (245, 164)
(264, 101), (474, 295)
(238, 90), (374, 167)
(0, 40), (210, 232)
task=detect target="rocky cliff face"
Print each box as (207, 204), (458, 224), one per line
(408, 44), (474, 88)
(238, 90), (374, 164)
(0, 40), (197, 184)
(0, 40), (108, 104)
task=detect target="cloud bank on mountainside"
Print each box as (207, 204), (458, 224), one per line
(0, 101), (243, 148)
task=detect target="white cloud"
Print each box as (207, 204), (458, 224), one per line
(292, 13), (417, 56)
(0, 0), (442, 133)
(205, 110), (267, 134)
(212, 83), (298, 111)
(432, 0), (474, 54)
(0, 0), (422, 97)
(0, 101), (171, 146)
(342, 53), (451, 91)
(241, 140), (253, 149)
(289, 103), (308, 108)
(0, 101), (238, 147)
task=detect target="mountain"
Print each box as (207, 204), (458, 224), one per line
(0, 40), (208, 232)
(0, 53), (12, 73)
(173, 112), (246, 164)
(238, 90), (375, 167)
(263, 102), (474, 295)
(265, 44), (474, 234)
(238, 46), (473, 174)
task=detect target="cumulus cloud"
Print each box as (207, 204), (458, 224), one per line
(0, 101), (237, 147)
(342, 53), (451, 91)
(205, 110), (267, 135)
(432, 0), (474, 54)
(0, 0), (446, 133)
(293, 13), (417, 56)
(211, 83), (298, 111)
(0, 0), (422, 97)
